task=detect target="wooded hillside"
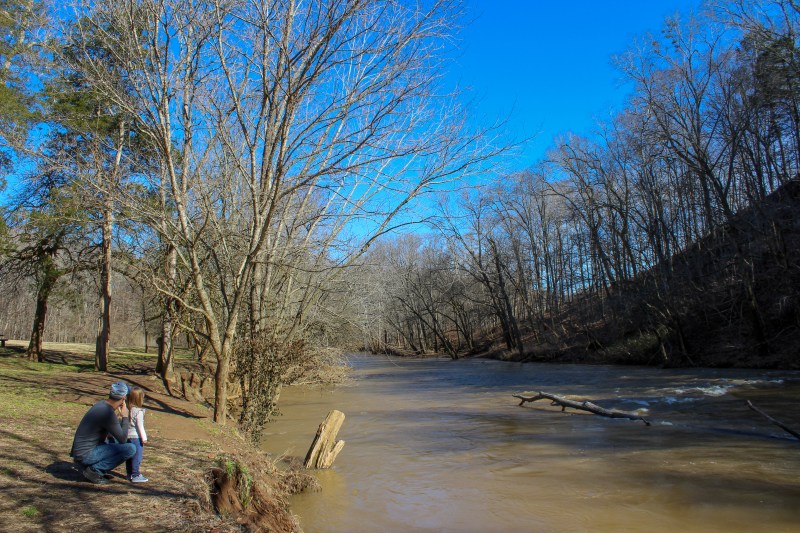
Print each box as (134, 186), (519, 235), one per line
(352, 2), (800, 368)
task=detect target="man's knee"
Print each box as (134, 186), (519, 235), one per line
(123, 443), (136, 459)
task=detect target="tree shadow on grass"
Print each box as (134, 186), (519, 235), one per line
(104, 372), (208, 419)
(0, 345), (26, 357)
(41, 350), (96, 370)
(45, 461), (134, 484)
(144, 396), (208, 418)
(0, 347), (96, 370)
(41, 458), (199, 499)
(112, 363), (152, 375)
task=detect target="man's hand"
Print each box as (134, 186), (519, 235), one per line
(118, 403), (130, 418)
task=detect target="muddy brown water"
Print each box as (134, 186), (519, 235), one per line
(260, 355), (800, 533)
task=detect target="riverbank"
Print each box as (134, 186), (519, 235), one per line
(0, 340), (301, 532)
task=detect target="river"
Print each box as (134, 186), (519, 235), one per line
(260, 355), (800, 533)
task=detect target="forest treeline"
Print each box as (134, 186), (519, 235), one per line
(1, 0), (798, 440)
(355, 1), (800, 368)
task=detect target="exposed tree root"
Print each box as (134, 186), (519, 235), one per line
(208, 456), (300, 532)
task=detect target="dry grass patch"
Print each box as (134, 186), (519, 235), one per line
(0, 345), (303, 532)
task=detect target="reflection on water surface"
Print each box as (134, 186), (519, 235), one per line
(261, 355), (800, 533)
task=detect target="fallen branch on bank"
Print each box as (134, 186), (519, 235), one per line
(747, 400), (800, 440)
(513, 391), (651, 426)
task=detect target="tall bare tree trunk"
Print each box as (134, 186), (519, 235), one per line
(94, 118), (126, 371)
(158, 244), (177, 380)
(27, 268), (59, 363)
(28, 290), (49, 362)
(95, 201), (112, 371)
(141, 285), (149, 353)
(213, 340), (231, 423)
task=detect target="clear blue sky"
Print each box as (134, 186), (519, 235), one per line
(450, 0), (704, 168)
(2, 2), (703, 203)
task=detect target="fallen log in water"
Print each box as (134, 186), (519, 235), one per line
(747, 400), (800, 440)
(304, 410), (346, 469)
(513, 391), (651, 426)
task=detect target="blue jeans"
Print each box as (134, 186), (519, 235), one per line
(82, 442), (136, 473)
(125, 438), (144, 478)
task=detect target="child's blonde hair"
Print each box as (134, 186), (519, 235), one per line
(127, 387), (145, 408)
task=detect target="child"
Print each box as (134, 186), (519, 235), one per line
(125, 387), (149, 483)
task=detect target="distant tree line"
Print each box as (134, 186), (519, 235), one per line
(359, 0), (800, 366)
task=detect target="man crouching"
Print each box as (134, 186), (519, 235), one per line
(70, 381), (137, 484)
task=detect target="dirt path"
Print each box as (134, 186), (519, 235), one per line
(0, 341), (290, 532)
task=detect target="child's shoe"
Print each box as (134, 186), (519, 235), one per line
(130, 474), (149, 483)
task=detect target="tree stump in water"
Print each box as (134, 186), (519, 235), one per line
(304, 410), (346, 469)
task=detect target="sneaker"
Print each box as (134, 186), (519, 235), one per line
(83, 466), (109, 485)
(130, 474), (149, 483)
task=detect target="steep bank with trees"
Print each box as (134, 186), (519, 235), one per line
(357, 178), (800, 369)
(356, 1), (800, 369)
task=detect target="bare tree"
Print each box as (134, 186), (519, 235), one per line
(66, 0), (498, 426)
